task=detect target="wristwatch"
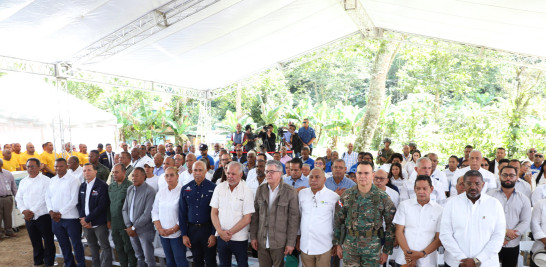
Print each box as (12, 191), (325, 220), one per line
(131, 226), (136, 231)
(421, 250), (427, 258)
(473, 257), (481, 267)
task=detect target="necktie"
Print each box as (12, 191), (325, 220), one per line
(109, 153), (113, 167)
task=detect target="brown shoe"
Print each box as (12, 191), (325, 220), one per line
(6, 233), (17, 237)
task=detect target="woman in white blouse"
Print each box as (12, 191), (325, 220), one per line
(152, 167), (188, 267)
(405, 150), (421, 177)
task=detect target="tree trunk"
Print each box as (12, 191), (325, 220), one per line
(236, 84), (242, 119)
(354, 40), (400, 151)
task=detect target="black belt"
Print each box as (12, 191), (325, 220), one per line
(189, 222), (212, 227)
(0, 195), (12, 198)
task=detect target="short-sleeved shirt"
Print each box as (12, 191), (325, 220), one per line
(197, 155), (215, 169)
(284, 175), (309, 188)
(2, 158), (19, 172)
(301, 157), (315, 170)
(18, 152), (39, 167)
(76, 152), (90, 165)
(393, 198), (443, 266)
(298, 127), (316, 148)
(179, 179), (216, 236)
(210, 181), (255, 241)
(40, 151), (56, 174)
(324, 177), (355, 191)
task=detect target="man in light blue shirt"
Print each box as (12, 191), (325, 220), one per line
(298, 119), (316, 155)
(325, 159), (356, 196)
(283, 158), (309, 192)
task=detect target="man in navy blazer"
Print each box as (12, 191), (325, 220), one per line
(78, 163), (112, 267)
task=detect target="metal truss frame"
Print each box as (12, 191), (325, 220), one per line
(197, 100), (212, 142)
(70, 0), (222, 65)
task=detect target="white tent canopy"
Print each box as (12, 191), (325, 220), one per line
(1, 0), (545, 92)
(0, 73), (117, 152)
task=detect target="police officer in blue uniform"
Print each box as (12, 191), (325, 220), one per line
(179, 160), (218, 267)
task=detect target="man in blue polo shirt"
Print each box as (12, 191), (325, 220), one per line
(179, 161), (217, 267)
(325, 159), (356, 196)
(298, 119), (316, 155)
(300, 147), (314, 170)
(196, 144), (215, 170)
(284, 158), (309, 192)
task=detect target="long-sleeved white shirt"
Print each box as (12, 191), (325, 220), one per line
(531, 199), (546, 253)
(298, 187), (339, 255)
(45, 173), (81, 219)
(452, 167), (497, 194)
(532, 184), (546, 206)
(440, 193), (506, 267)
(393, 198), (443, 266)
(151, 183), (182, 238)
(15, 173), (50, 220)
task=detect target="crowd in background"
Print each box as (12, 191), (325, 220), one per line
(0, 118), (545, 267)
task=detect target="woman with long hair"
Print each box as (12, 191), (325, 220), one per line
(405, 150), (421, 177)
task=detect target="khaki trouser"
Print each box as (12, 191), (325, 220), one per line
(258, 247), (285, 267)
(301, 250), (331, 267)
(0, 196), (14, 235)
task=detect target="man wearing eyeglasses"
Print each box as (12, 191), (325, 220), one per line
(297, 168), (339, 267)
(487, 166), (531, 267)
(284, 158), (309, 192)
(528, 148), (537, 162)
(232, 146), (247, 164)
(440, 170), (506, 267)
(531, 152), (544, 176)
(250, 160), (299, 267)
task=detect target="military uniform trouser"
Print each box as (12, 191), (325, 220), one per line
(342, 235), (382, 267)
(111, 228), (137, 267)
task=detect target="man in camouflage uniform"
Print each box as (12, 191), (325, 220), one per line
(108, 163), (137, 267)
(334, 161), (396, 266)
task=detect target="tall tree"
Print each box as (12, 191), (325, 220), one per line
(354, 39), (401, 151)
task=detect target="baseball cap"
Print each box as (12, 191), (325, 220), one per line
(199, 144), (208, 151)
(142, 157), (155, 168)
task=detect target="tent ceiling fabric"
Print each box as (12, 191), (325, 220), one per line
(0, 0), (545, 91)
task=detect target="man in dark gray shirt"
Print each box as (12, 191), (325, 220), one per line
(122, 167), (156, 267)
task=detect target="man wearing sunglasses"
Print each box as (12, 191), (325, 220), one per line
(531, 152), (544, 176)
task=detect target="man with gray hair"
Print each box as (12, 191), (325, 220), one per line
(251, 160), (300, 267)
(211, 162), (255, 267)
(452, 150), (497, 194)
(440, 170), (505, 267)
(401, 157), (446, 204)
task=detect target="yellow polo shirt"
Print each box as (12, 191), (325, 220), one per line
(2, 158), (19, 172)
(40, 151), (56, 174)
(18, 151), (39, 166)
(59, 151), (77, 160)
(77, 152), (89, 165)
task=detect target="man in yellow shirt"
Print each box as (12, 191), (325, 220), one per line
(2, 149), (20, 171)
(0, 144), (11, 159)
(59, 142), (77, 160)
(19, 143), (39, 170)
(40, 142), (56, 178)
(77, 144), (89, 166)
(11, 143), (23, 170)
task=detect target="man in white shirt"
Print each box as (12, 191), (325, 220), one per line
(45, 158), (85, 267)
(374, 169), (399, 207)
(211, 162), (255, 267)
(490, 147), (506, 175)
(180, 153), (196, 186)
(452, 150), (497, 195)
(297, 168), (339, 267)
(67, 156), (84, 183)
(444, 155), (459, 193)
(487, 165), (531, 267)
(131, 147), (146, 169)
(401, 157), (446, 204)
(157, 156), (175, 190)
(247, 159), (267, 196)
(174, 154), (187, 174)
(341, 143), (358, 170)
(440, 170), (506, 267)
(394, 175), (443, 267)
(428, 153), (449, 195)
(16, 158), (55, 267)
(508, 159), (532, 199)
(531, 199), (546, 267)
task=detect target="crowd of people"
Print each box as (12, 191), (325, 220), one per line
(0, 119), (545, 267)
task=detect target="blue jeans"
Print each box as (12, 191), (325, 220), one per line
(51, 218), (85, 267)
(217, 239), (248, 267)
(160, 236), (188, 267)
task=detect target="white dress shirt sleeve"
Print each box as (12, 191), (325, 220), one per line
(514, 195), (532, 235)
(59, 176), (81, 216)
(532, 200), (546, 240)
(242, 185), (255, 215)
(14, 178), (27, 211)
(475, 199), (506, 263)
(151, 192), (160, 222)
(439, 198), (468, 261)
(30, 177), (49, 215)
(45, 179), (53, 212)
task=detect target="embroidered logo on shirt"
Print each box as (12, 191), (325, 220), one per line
(91, 190), (99, 196)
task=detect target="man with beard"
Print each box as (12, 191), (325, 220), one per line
(440, 170), (505, 267)
(487, 166), (531, 267)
